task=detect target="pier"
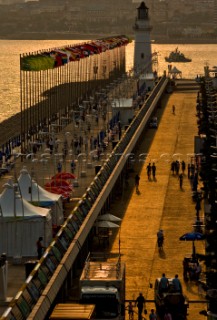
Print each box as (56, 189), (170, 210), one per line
(0, 76), (209, 320)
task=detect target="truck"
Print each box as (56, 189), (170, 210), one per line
(79, 253), (126, 320)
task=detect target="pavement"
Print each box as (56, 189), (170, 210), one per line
(0, 81), (207, 319)
(104, 86), (207, 319)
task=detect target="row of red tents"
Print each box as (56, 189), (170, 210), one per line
(44, 172), (76, 200)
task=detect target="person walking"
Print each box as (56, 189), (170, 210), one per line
(146, 163), (151, 180)
(36, 237), (45, 260)
(157, 230), (164, 249)
(171, 161), (175, 175)
(135, 174), (140, 193)
(178, 173), (183, 189)
(175, 160), (180, 175)
(181, 160), (186, 174)
(172, 105), (175, 114)
(149, 309), (157, 320)
(135, 292), (146, 320)
(152, 163), (156, 179)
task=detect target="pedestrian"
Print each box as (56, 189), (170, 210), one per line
(36, 237), (45, 260)
(171, 161), (175, 175)
(127, 301), (134, 320)
(175, 160), (180, 175)
(149, 309), (157, 320)
(70, 159), (76, 174)
(135, 174), (140, 193)
(57, 161), (62, 173)
(159, 273), (169, 293)
(181, 160), (186, 174)
(178, 173), (183, 189)
(172, 274), (182, 292)
(135, 292), (146, 320)
(172, 105), (175, 114)
(152, 162), (156, 179)
(146, 163), (151, 180)
(157, 229), (164, 249)
(183, 258), (189, 282)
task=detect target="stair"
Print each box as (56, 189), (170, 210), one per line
(174, 79), (201, 91)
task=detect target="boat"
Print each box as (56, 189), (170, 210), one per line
(165, 47), (192, 63)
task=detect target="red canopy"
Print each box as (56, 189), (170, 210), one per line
(52, 172), (76, 180)
(45, 179), (73, 191)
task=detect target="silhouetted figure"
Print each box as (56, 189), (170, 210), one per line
(179, 173), (183, 189)
(135, 293), (146, 320)
(36, 237), (45, 260)
(181, 160), (186, 174)
(146, 163), (151, 180)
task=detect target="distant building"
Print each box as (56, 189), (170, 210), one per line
(183, 27), (202, 38)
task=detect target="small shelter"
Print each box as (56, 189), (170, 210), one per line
(112, 98), (134, 125)
(17, 167), (64, 226)
(0, 181), (52, 257)
(168, 66), (182, 79)
(139, 72), (156, 90)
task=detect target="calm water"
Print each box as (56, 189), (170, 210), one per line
(0, 40), (217, 123)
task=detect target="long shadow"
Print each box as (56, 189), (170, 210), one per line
(95, 93), (171, 250)
(158, 248), (166, 259)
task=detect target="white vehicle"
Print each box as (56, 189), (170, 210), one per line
(79, 253), (126, 320)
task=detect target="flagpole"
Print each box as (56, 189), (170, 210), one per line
(118, 226), (121, 259)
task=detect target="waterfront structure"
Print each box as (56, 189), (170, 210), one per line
(18, 36), (128, 152)
(133, 1), (153, 74)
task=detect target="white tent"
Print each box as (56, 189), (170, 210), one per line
(17, 167), (64, 226)
(0, 181), (53, 257)
(168, 66), (182, 79)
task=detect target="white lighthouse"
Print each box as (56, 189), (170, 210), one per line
(133, 1), (153, 75)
